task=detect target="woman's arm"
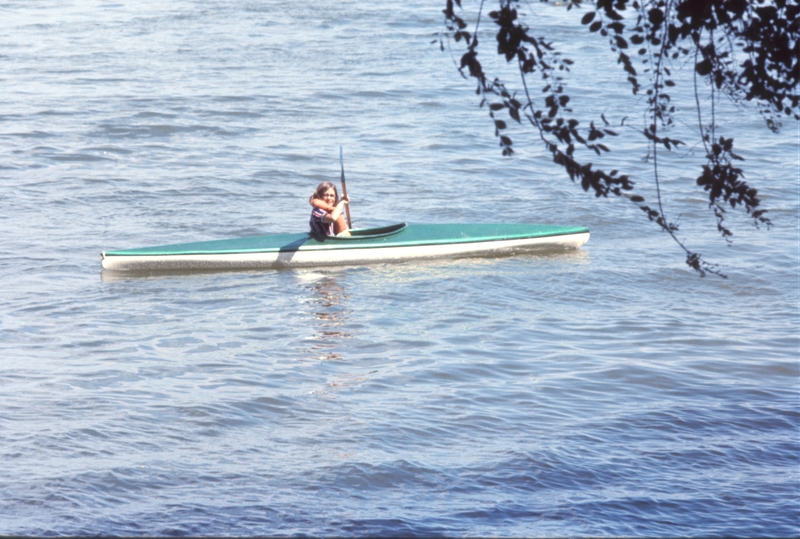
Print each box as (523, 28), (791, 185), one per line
(322, 196), (349, 224)
(309, 196), (335, 213)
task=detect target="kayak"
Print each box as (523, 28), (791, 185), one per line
(100, 223), (589, 271)
(101, 223), (589, 271)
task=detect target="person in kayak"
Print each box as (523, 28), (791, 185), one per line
(309, 181), (350, 237)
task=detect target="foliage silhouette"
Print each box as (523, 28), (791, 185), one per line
(440, 0), (798, 276)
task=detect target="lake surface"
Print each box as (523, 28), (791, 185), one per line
(1, 1), (798, 536)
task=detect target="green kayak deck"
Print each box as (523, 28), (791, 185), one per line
(105, 223), (588, 256)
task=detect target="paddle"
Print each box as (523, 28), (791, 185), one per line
(339, 145), (352, 230)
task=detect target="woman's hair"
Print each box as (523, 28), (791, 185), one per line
(312, 181), (338, 202)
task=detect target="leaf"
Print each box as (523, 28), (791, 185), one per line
(695, 59), (712, 76)
(581, 11), (596, 24)
(648, 8), (664, 27)
(589, 21), (602, 32)
(608, 22), (625, 33)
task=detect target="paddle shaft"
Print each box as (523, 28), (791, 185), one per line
(339, 147), (352, 229)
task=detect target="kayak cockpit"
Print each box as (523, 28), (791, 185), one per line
(320, 223), (407, 241)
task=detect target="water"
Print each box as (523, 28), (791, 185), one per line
(1, 1), (798, 536)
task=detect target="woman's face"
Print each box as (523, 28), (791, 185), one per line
(321, 188), (336, 203)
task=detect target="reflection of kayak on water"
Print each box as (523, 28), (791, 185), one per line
(100, 222), (590, 272)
